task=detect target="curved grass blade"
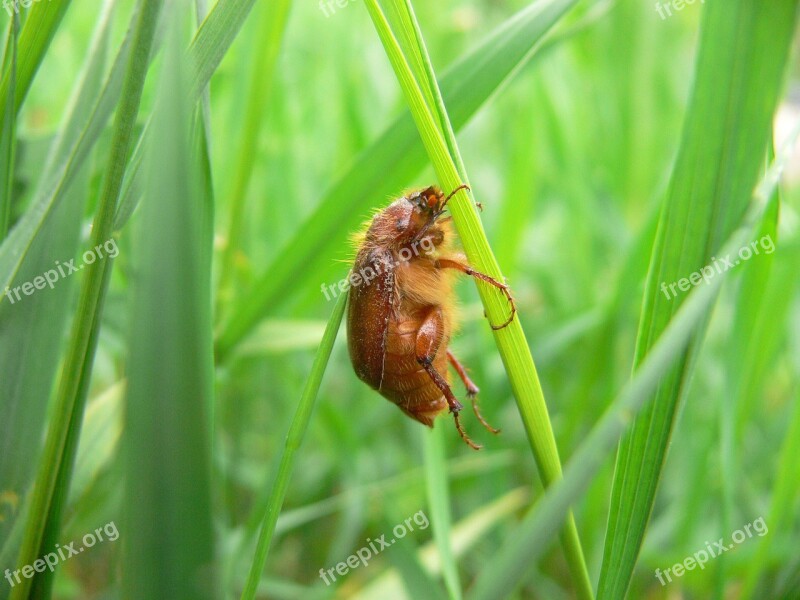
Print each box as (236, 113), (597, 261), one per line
(598, 2), (799, 596)
(240, 292), (347, 600)
(364, 0), (592, 596)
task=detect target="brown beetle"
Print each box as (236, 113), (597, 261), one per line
(346, 185), (515, 449)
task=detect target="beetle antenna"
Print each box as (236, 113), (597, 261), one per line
(440, 183), (471, 211)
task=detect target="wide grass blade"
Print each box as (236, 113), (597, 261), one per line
(123, 3), (216, 595)
(10, 1), (162, 596)
(598, 2), (799, 595)
(240, 292), (348, 600)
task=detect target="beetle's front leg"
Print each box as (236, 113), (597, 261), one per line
(435, 258), (516, 330)
(415, 307), (481, 450)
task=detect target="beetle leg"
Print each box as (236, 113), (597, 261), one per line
(435, 258), (516, 330)
(415, 308), (481, 450)
(447, 350), (500, 435)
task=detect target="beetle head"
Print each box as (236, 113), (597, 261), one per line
(396, 186), (446, 246)
(364, 186), (451, 250)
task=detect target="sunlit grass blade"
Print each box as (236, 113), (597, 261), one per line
(598, 2), (799, 596)
(10, 1), (162, 596)
(240, 292), (347, 600)
(364, 0), (592, 596)
(188, 0), (259, 97)
(466, 150), (789, 598)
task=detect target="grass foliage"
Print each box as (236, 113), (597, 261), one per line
(0, 0), (799, 598)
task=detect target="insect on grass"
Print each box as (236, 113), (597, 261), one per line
(346, 185), (516, 449)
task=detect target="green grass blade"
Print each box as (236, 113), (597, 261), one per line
(0, 16), (17, 240)
(10, 1), (162, 596)
(0, 0), (71, 119)
(0, 0), (259, 300)
(123, 3), (216, 595)
(467, 155), (787, 598)
(598, 3), (799, 595)
(718, 146), (780, 592)
(363, 0), (592, 597)
(217, 0), (583, 358)
(388, 6), (467, 598)
(188, 0), (259, 97)
(423, 426), (462, 600)
(240, 292), (347, 600)
(217, 0), (291, 314)
(383, 509), (450, 600)
(0, 1), (115, 573)
(740, 372), (800, 597)
(0, 164), (89, 583)
(355, 488), (528, 599)
(0, 5), (137, 299)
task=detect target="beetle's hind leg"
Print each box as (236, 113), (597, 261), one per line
(415, 308), (481, 450)
(447, 350), (500, 435)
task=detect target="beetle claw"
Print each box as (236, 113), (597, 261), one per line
(453, 411), (482, 450)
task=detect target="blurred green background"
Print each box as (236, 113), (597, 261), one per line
(1, 0), (799, 598)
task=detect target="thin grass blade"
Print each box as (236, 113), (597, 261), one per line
(240, 292), (347, 600)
